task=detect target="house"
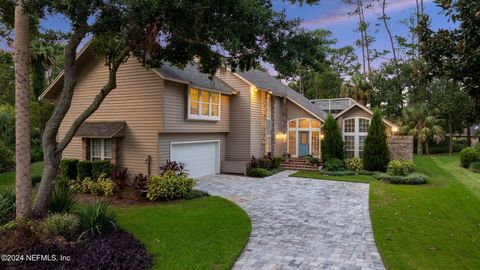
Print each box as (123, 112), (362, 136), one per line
(447, 124), (480, 145)
(40, 46), (397, 178)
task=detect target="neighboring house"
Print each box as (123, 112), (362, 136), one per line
(448, 124), (480, 145)
(40, 45), (396, 178)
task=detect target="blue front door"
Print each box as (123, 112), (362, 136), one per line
(298, 131), (309, 157)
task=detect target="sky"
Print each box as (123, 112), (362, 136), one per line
(3, 0), (455, 73)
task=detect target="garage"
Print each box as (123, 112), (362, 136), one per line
(170, 141), (220, 178)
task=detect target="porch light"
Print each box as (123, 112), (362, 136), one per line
(275, 132), (286, 142)
(250, 86), (257, 93)
(320, 134), (325, 140)
(392, 126), (398, 135)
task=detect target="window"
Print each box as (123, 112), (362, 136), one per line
(288, 131), (296, 155)
(344, 118), (355, 133)
(343, 117), (370, 157)
(188, 88), (220, 120)
(359, 135), (366, 157)
(289, 121), (297, 128)
(266, 94), (271, 120)
(311, 131), (320, 157)
(91, 138), (112, 161)
(344, 136), (355, 158)
(299, 119), (309, 128)
(311, 120), (321, 129)
(359, 119), (370, 133)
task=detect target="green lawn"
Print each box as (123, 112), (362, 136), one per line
(0, 161), (43, 186)
(291, 170), (374, 183)
(291, 155), (480, 270)
(115, 196), (251, 270)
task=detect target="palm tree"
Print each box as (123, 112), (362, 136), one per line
(401, 104), (444, 155)
(13, 0), (32, 218)
(340, 75), (373, 106)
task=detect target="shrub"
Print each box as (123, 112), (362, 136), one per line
(363, 108), (390, 172)
(459, 147), (479, 168)
(0, 187), (15, 222)
(474, 142), (480, 153)
(319, 169), (356, 176)
(323, 158), (344, 171)
(81, 177), (98, 194)
(31, 175), (42, 186)
(257, 158), (272, 170)
(0, 140), (14, 173)
(344, 157), (363, 172)
(77, 201), (116, 236)
(60, 159), (79, 180)
(374, 172), (428, 185)
(69, 181), (82, 193)
(186, 189), (210, 200)
(159, 160), (186, 176)
(112, 167), (128, 191)
(132, 173), (148, 191)
(469, 162), (480, 173)
(248, 155), (259, 170)
(321, 114), (344, 161)
(97, 174), (117, 197)
(387, 159), (415, 176)
(271, 157), (282, 169)
(304, 155), (321, 166)
(77, 161), (92, 181)
(38, 213), (79, 239)
(248, 168), (273, 178)
(147, 171), (195, 201)
(49, 185), (75, 214)
(92, 160), (114, 180)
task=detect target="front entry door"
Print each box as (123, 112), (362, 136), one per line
(298, 131), (309, 157)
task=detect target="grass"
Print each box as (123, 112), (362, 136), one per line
(291, 155), (480, 270)
(115, 196), (251, 270)
(291, 170), (374, 183)
(0, 161), (43, 186)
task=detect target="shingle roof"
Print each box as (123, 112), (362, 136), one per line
(75, 121), (126, 138)
(155, 63), (235, 94)
(311, 98), (355, 115)
(236, 70), (328, 120)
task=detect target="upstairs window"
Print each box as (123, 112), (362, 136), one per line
(188, 88), (220, 120)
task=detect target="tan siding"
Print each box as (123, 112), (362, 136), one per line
(157, 133), (226, 174)
(59, 57), (163, 176)
(216, 69), (251, 160)
(163, 80), (230, 132)
(273, 96), (287, 156)
(286, 100), (314, 121)
(250, 89), (263, 158)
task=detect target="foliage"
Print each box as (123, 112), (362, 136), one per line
(147, 171), (195, 201)
(38, 213), (79, 240)
(186, 189), (211, 200)
(304, 155), (321, 166)
(77, 201), (116, 236)
(247, 168), (273, 178)
(344, 157), (364, 172)
(80, 174), (117, 197)
(459, 147), (479, 168)
(92, 160), (114, 180)
(112, 167), (128, 191)
(48, 184), (75, 214)
(469, 162), (480, 173)
(474, 142), (480, 153)
(257, 158), (272, 170)
(321, 114), (344, 161)
(387, 159), (415, 176)
(323, 158), (344, 171)
(77, 161), (92, 181)
(0, 139), (14, 173)
(319, 169), (356, 176)
(271, 157), (283, 169)
(373, 172), (428, 185)
(81, 177), (98, 194)
(340, 75), (373, 105)
(0, 104), (15, 145)
(132, 173), (148, 191)
(31, 175), (42, 186)
(159, 160), (186, 176)
(0, 186), (15, 222)
(363, 108), (390, 172)
(248, 155), (259, 171)
(59, 159), (79, 180)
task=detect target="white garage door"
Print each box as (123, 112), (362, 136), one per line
(170, 141), (219, 178)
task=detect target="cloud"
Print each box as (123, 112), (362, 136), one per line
(302, 0), (433, 28)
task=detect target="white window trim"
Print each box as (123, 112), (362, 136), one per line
(187, 87), (221, 121)
(343, 117), (370, 157)
(90, 138), (112, 161)
(287, 118), (322, 157)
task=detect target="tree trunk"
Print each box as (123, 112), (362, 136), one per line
(448, 112), (453, 155)
(467, 122), (472, 147)
(359, 2), (371, 74)
(357, 0), (367, 75)
(13, 0), (32, 219)
(380, 0), (398, 65)
(417, 137), (423, 155)
(425, 140), (429, 155)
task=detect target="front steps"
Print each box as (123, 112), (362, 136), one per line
(281, 157), (320, 171)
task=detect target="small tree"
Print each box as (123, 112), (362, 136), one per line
(363, 107), (390, 171)
(321, 114), (344, 161)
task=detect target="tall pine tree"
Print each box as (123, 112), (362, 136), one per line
(363, 107), (390, 171)
(321, 114), (344, 161)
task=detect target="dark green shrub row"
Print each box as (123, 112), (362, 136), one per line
(60, 159), (79, 180)
(59, 159), (115, 181)
(248, 168), (273, 178)
(459, 147), (479, 168)
(247, 154), (283, 177)
(78, 161), (93, 180)
(92, 160), (114, 180)
(374, 172), (428, 185)
(319, 169), (356, 176)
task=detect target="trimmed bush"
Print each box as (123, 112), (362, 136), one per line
(77, 201), (116, 236)
(49, 185), (75, 214)
(60, 159), (79, 180)
(374, 172), (428, 185)
(248, 168), (273, 178)
(469, 162), (480, 173)
(344, 157), (363, 172)
(271, 157), (282, 169)
(92, 160), (114, 179)
(257, 158), (272, 170)
(77, 161), (92, 181)
(387, 159), (415, 176)
(38, 213), (79, 240)
(459, 147), (479, 168)
(321, 114), (344, 161)
(323, 158), (344, 171)
(147, 171), (195, 201)
(363, 108), (390, 172)
(319, 169), (356, 176)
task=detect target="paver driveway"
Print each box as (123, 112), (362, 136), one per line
(196, 170), (385, 270)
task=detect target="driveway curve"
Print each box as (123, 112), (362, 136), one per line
(196, 170), (385, 270)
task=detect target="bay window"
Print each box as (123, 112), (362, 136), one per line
(188, 88), (220, 120)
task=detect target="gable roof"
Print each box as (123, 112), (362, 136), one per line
(153, 63), (235, 94)
(234, 69), (328, 121)
(333, 102), (397, 128)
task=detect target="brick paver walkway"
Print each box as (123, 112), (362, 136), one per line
(196, 170), (385, 270)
